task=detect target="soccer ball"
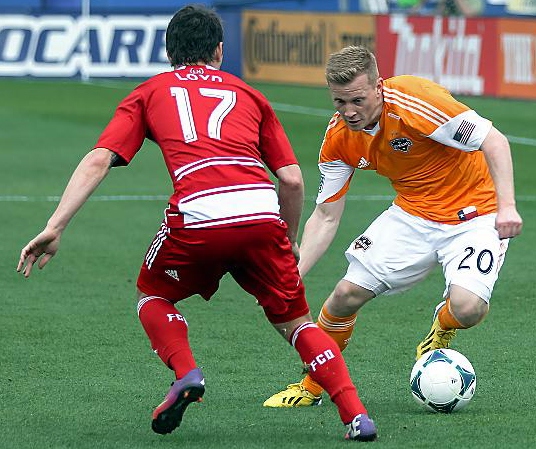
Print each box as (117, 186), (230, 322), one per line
(410, 348), (477, 413)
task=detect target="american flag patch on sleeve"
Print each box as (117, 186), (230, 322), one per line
(453, 120), (476, 144)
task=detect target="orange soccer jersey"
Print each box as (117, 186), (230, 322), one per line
(317, 75), (497, 224)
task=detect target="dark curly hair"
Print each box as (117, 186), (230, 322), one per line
(166, 4), (224, 66)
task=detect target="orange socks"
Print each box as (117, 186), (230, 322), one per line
(317, 305), (357, 351)
(302, 305), (357, 396)
(437, 298), (465, 330)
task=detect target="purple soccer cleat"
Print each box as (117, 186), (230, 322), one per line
(151, 367), (205, 434)
(345, 414), (378, 442)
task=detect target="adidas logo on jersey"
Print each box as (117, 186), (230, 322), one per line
(357, 157), (370, 169)
(165, 269), (180, 281)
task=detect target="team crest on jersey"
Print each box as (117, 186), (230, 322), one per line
(389, 137), (413, 153)
(354, 235), (372, 251)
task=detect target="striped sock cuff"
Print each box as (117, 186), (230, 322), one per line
(136, 295), (170, 316)
(317, 306), (357, 332)
(290, 322), (318, 347)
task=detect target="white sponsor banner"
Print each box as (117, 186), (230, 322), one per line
(389, 15), (484, 96)
(501, 33), (535, 84)
(507, 0), (536, 15)
(0, 15), (171, 77)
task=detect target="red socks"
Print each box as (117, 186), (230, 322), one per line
(137, 296), (196, 379)
(290, 323), (368, 423)
(138, 296), (368, 424)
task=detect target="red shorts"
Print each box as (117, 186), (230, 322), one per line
(137, 220), (309, 324)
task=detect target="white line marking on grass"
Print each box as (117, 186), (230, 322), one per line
(0, 195), (169, 202)
(86, 79), (137, 90)
(77, 90), (536, 148)
(271, 102), (332, 118)
(270, 103), (536, 148)
(506, 135), (536, 147)
(2, 194), (536, 202)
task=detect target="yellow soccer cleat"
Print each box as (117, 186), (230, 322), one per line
(263, 381), (322, 407)
(416, 304), (457, 361)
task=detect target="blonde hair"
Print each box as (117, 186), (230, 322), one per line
(325, 46), (379, 85)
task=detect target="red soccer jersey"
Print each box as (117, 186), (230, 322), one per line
(95, 65), (297, 228)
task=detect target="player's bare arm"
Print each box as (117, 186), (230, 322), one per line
(480, 127), (523, 239)
(17, 147), (116, 277)
(298, 196), (346, 277)
(275, 164), (304, 249)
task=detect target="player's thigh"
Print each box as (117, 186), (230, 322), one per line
(137, 225), (225, 302)
(344, 205), (438, 295)
(440, 215), (509, 303)
(230, 221), (310, 324)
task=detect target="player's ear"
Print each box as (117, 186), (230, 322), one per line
(213, 42), (223, 65)
(376, 77), (383, 96)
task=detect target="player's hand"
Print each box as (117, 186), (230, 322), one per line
(495, 206), (523, 239)
(17, 228), (62, 278)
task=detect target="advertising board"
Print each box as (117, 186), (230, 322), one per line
(497, 18), (536, 99)
(0, 15), (170, 77)
(242, 10), (375, 85)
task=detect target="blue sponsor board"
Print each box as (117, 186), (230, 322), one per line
(0, 14), (242, 78)
(0, 15), (169, 77)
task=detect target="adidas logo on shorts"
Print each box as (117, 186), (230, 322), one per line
(165, 269), (180, 281)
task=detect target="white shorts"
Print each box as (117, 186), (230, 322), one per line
(343, 204), (509, 302)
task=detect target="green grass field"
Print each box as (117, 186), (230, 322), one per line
(1, 78), (535, 448)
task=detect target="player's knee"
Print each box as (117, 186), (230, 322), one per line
(449, 288), (489, 327)
(328, 280), (374, 316)
(136, 288), (146, 302)
(272, 314), (314, 343)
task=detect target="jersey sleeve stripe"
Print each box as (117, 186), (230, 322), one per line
(383, 87), (452, 123)
(319, 113), (342, 157)
(384, 95), (445, 127)
(316, 160), (355, 204)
